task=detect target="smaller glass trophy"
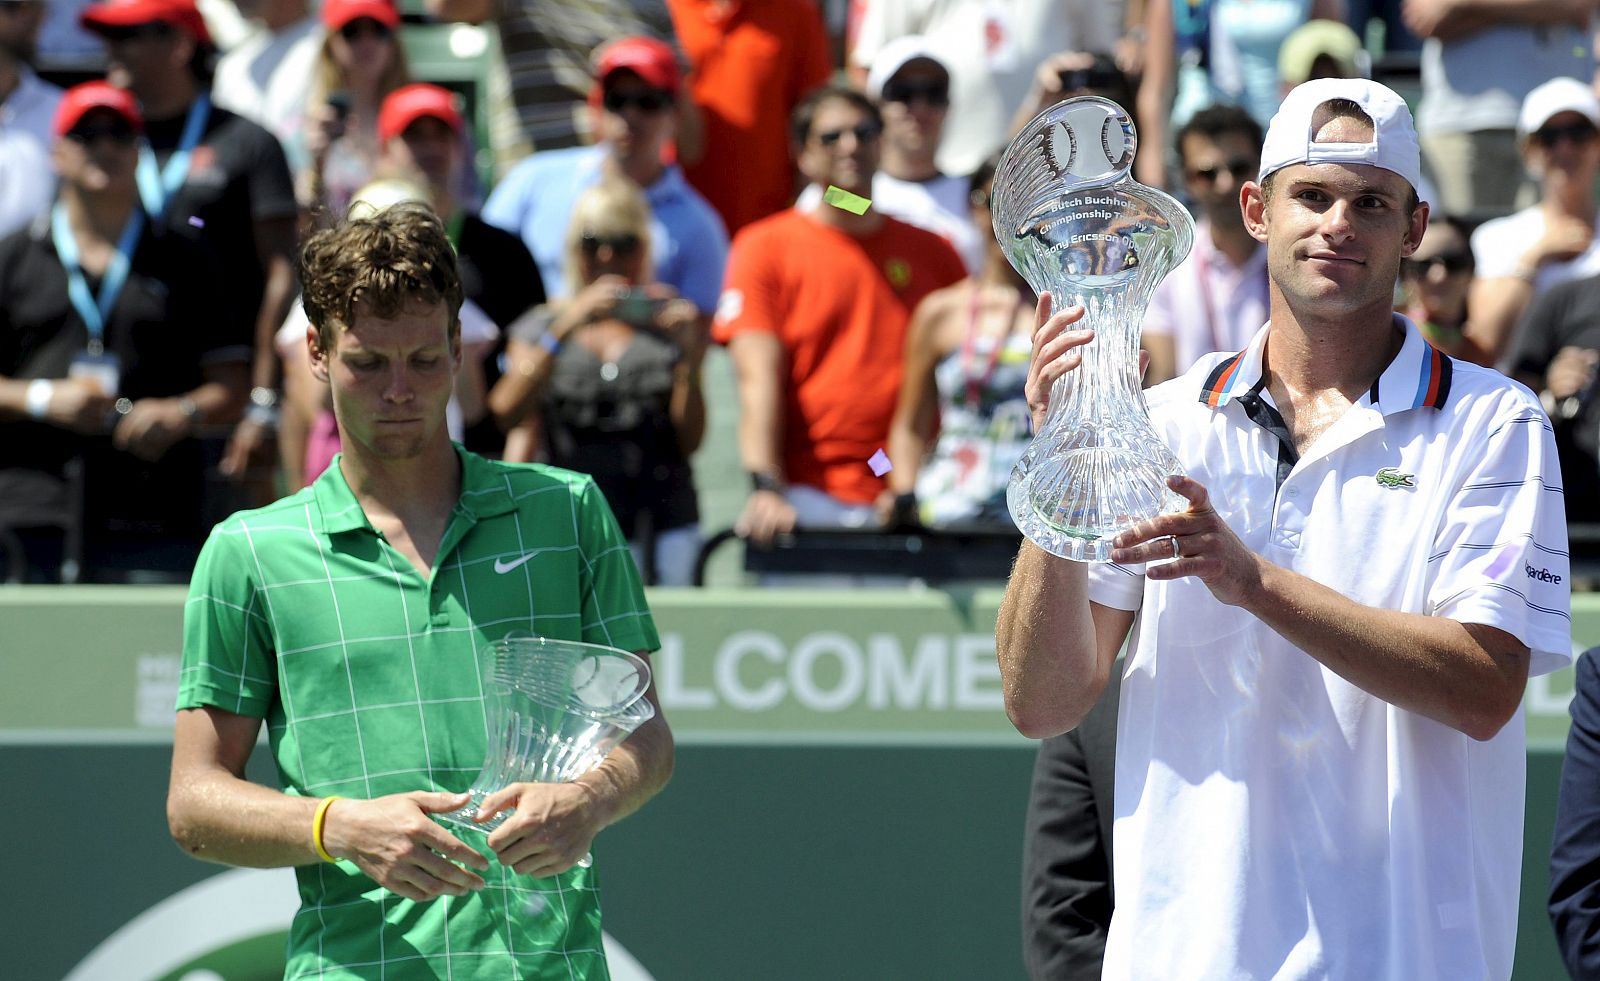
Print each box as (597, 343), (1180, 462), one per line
(439, 637), (655, 862)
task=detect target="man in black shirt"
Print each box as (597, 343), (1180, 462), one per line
(376, 83), (545, 453)
(1510, 272), (1600, 544)
(0, 81), (247, 582)
(81, 0), (298, 492)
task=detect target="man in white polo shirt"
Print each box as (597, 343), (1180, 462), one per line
(996, 77), (1572, 979)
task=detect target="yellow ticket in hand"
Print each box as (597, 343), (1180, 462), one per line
(823, 185), (872, 215)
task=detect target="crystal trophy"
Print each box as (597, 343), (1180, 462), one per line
(993, 97), (1195, 561)
(439, 637), (655, 863)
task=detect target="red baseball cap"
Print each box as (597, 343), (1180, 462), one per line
(377, 84), (464, 143)
(80, 0), (213, 47)
(53, 80), (144, 138)
(593, 36), (679, 94)
(322, 0), (400, 32)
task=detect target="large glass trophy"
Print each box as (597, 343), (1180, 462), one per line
(993, 97), (1195, 561)
(439, 637), (655, 859)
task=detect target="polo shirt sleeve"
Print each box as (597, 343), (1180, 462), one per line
(710, 224), (781, 345)
(1429, 402), (1573, 677)
(575, 475), (660, 654)
(177, 519), (277, 718)
(241, 122), (299, 223)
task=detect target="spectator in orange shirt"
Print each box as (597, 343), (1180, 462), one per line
(713, 85), (967, 546)
(667, 0), (831, 234)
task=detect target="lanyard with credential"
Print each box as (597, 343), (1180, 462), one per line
(51, 202), (147, 356)
(135, 93), (210, 223)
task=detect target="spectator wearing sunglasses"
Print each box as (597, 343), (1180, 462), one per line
(0, 0), (61, 240)
(300, 0), (410, 218)
(714, 85), (966, 550)
(1396, 215), (1476, 359)
(800, 38), (982, 274)
(80, 0), (298, 501)
(1466, 78), (1600, 366)
(488, 178), (705, 585)
(1141, 103), (1268, 385)
(0, 82), (246, 582)
(483, 36), (727, 322)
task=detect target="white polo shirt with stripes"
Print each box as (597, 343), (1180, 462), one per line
(1089, 315), (1572, 981)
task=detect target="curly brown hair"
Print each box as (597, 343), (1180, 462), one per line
(299, 203), (464, 352)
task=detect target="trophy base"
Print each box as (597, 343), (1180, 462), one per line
(1009, 445), (1184, 563)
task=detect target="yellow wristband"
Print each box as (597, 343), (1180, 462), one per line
(312, 796), (344, 864)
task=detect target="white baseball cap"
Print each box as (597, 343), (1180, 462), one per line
(865, 36), (949, 101)
(1258, 77), (1423, 194)
(1518, 76), (1600, 136)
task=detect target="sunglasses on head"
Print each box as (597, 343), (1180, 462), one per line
(338, 17), (391, 41)
(814, 122), (881, 147)
(1401, 253), (1472, 277)
(98, 21), (174, 43)
(1533, 121), (1598, 148)
(882, 81), (949, 107)
(602, 89), (672, 114)
(580, 232), (642, 257)
(1188, 159), (1257, 183)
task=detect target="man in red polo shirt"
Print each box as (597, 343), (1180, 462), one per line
(713, 84), (965, 547)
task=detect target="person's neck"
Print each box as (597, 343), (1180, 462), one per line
(604, 149), (665, 190)
(0, 54), (21, 106)
(338, 438), (462, 525)
(430, 188), (458, 224)
(63, 185), (137, 243)
(880, 145), (939, 183)
(139, 78), (201, 123)
(1207, 217), (1258, 267)
(1263, 290), (1402, 400)
(259, 0), (312, 31)
(1544, 178), (1597, 223)
(809, 193), (884, 236)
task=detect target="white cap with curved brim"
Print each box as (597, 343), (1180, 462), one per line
(864, 35), (949, 101)
(1257, 77), (1423, 195)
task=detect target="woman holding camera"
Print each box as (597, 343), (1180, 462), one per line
(488, 179), (706, 585)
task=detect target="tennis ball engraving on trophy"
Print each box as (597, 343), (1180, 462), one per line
(993, 97), (1195, 561)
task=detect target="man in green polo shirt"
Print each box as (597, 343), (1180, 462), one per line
(167, 203), (672, 979)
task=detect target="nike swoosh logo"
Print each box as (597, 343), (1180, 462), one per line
(493, 552), (539, 574)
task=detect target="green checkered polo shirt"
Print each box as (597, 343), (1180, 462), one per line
(179, 446), (660, 980)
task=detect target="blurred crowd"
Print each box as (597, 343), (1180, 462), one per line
(4, 0), (1600, 587)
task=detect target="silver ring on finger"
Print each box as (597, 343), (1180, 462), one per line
(1166, 535), (1181, 560)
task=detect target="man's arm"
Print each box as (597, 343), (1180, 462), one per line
(1403, 0), (1594, 41)
(476, 660), (674, 877)
(1109, 476), (1530, 741)
(168, 705), (490, 900)
(727, 331), (795, 546)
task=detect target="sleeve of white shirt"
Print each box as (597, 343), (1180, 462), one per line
(1429, 400), (1573, 677)
(1469, 215), (1523, 280)
(1141, 270), (1177, 339)
(1087, 559), (1146, 611)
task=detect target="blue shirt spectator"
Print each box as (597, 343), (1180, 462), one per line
(483, 142), (726, 314)
(480, 36), (727, 315)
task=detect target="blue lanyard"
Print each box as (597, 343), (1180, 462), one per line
(135, 93), (210, 223)
(51, 202), (146, 355)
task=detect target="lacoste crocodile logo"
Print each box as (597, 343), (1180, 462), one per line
(1375, 467), (1415, 488)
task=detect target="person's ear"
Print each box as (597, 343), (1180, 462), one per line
(307, 324), (331, 383)
(1402, 200), (1431, 258)
(1241, 182), (1269, 243)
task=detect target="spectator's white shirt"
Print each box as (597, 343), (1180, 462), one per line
(0, 68), (62, 240)
(1471, 205), (1600, 294)
(211, 15), (324, 173)
(1091, 317), (1571, 980)
(1141, 219), (1268, 376)
(851, 0), (1121, 175)
(797, 170), (984, 273)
